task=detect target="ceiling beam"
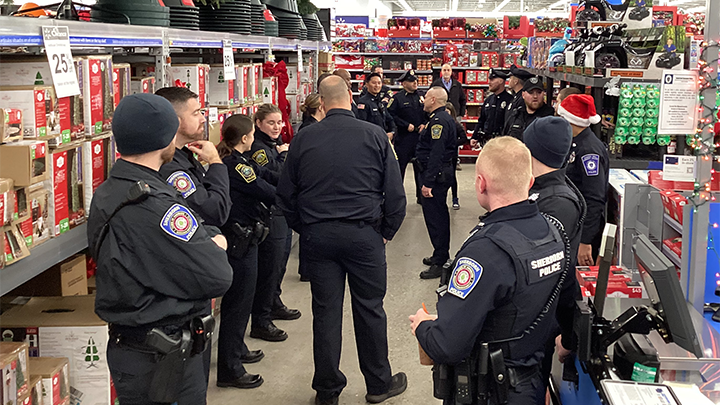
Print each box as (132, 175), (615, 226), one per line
(492, 0), (511, 12)
(450, 0), (459, 11)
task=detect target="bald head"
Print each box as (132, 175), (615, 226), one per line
(320, 75), (351, 111)
(475, 136), (533, 210)
(423, 86), (448, 113)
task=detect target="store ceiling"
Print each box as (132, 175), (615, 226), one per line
(388, 0), (708, 15)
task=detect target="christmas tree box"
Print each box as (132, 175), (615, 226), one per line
(28, 357), (70, 405)
(0, 178), (13, 226)
(0, 86), (60, 139)
(8, 254), (87, 297)
(3, 296), (109, 405)
(14, 218), (32, 249)
(81, 135), (110, 215)
(2, 223), (30, 266)
(1, 108), (23, 144)
(261, 77), (277, 105)
(239, 64), (252, 106)
(170, 64), (210, 107)
(1, 350), (18, 405)
(28, 182), (50, 247)
(130, 76), (155, 95)
(111, 63), (131, 109)
(76, 56), (114, 137)
(17, 390), (29, 405)
(208, 65), (237, 107)
(11, 186), (30, 223)
(45, 143), (85, 238)
(0, 141), (48, 187)
(28, 375), (41, 405)
(252, 63), (263, 103)
(0, 342), (30, 400)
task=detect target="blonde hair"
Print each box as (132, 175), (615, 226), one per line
(300, 93), (321, 117)
(477, 136), (532, 196)
(254, 104), (281, 125)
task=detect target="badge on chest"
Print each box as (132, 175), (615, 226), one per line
(448, 258), (484, 299)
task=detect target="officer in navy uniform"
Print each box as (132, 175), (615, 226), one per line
(277, 76), (407, 405)
(87, 94), (233, 404)
(416, 87), (458, 280)
(503, 76), (555, 140)
(557, 94), (609, 266)
(387, 70), (426, 200)
(470, 69), (513, 146)
(410, 136), (569, 405)
(524, 117), (586, 388)
(357, 73), (397, 138)
(155, 87), (232, 386)
(359, 65), (394, 103)
(504, 65), (534, 126)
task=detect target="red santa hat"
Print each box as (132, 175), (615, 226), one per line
(557, 94), (601, 127)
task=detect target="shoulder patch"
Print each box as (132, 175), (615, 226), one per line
(501, 101), (507, 109)
(358, 104), (365, 109)
(387, 98), (394, 108)
(252, 149), (269, 166)
(166, 171), (197, 198)
(581, 154), (600, 176)
(235, 163), (257, 183)
(448, 257), (484, 299)
(431, 124), (443, 140)
(160, 204), (199, 242)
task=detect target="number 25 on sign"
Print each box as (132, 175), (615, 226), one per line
(41, 26), (80, 98)
(223, 39), (236, 80)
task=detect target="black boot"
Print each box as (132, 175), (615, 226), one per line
(419, 264), (443, 279)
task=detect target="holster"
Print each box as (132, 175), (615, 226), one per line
(225, 222), (254, 259)
(489, 348), (509, 405)
(190, 315), (215, 356)
(147, 329), (191, 403)
(432, 364), (454, 400)
(411, 158), (425, 174)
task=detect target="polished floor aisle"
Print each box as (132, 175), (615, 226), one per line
(207, 163), (484, 404)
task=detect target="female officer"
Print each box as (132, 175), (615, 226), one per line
(299, 93), (325, 131)
(248, 105), (301, 344)
(215, 115), (275, 389)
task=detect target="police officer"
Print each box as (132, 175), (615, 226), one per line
(333, 69), (360, 118)
(87, 94), (233, 404)
(503, 76), (555, 140)
(357, 73), (397, 138)
(216, 114), (278, 389)
(410, 136), (568, 405)
(416, 87), (458, 280)
(557, 94), (609, 266)
(277, 76), (407, 405)
(387, 70), (426, 197)
(524, 116), (586, 389)
(470, 69), (512, 146)
(155, 86), (232, 386)
(249, 104), (301, 343)
(359, 65), (394, 103)
(504, 65), (534, 126)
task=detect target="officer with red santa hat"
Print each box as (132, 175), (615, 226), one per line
(557, 94), (609, 267)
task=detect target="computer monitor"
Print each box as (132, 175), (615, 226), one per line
(633, 234), (704, 359)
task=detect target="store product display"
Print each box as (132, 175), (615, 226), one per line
(250, 0), (266, 35)
(90, 0), (170, 27)
(198, 0), (252, 35)
(166, 0), (200, 31)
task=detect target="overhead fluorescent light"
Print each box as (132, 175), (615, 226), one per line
(492, 0), (511, 12)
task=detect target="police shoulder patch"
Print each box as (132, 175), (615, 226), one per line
(235, 163), (257, 183)
(501, 101), (507, 109)
(166, 171), (196, 198)
(358, 104), (365, 109)
(252, 149), (269, 166)
(387, 98), (394, 108)
(160, 204), (199, 242)
(581, 154), (600, 176)
(448, 257), (484, 299)
(431, 124), (443, 140)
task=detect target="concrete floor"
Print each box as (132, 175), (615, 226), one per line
(207, 163), (484, 405)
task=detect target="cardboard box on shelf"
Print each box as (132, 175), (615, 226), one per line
(46, 143), (85, 237)
(9, 254), (87, 297)
(2, 296), (109, 405)
(239, 64), (252, 106)
(1, 108), (23, 143)
(130, 76), (155, 95)
(0, 141), (48, 187)
(28, 375), (41, 405)
(112, 63), (131, 109)
(11, 186), (30, 223)
(261, 77), (278, 105)
(208, 65), (236, 107)
(0, 178), (13, 226)
(82, 135), (109, 214)
(0, 342), (30, 400)
(170, 64), (210, 107)
(27, 182), (50, 247)
(252, 63), (263, 103)
(3, 223), (30, 266)
(1, 350), (18, 405)
(29, 357), (70, 405)
(0, 86), (59, 139)
(77, 56), (114, 136)
(15, 218), (32, 249)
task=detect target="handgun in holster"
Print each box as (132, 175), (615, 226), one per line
(252, 221), (270, 244)
(190, 315), (215, 356)
(226, 222), (254, 259)
(146, 328), (192, 403)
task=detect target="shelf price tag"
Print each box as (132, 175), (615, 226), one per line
(41, 26), (80, 98)
(297, 45), (303, 72)
(223, 39), (236, 80)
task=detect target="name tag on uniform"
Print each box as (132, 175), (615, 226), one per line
(448, 258), (483, 299)
(582, 154), (600, 176)
(160, 204), (199, 242)
(166, 171), (196, 198)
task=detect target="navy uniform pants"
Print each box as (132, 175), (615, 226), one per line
(394, 131), (421, 201)
(274, 222), (294, 308)
(107, 337), (206, 404)
(253, 215), (288, 327)
(302, 221), (392, 400)
(420, 165), (454, 265)
(217, 244), (258, 381)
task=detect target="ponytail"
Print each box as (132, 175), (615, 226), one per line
(219, 114), (254, 159)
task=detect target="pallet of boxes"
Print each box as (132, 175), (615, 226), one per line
(1, 340), (70, 405)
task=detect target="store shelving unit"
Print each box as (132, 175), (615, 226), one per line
(0, 15), (330, 296)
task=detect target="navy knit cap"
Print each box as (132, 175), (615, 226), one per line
(523, 116), (573, 169)
(112, 93), (179, 155)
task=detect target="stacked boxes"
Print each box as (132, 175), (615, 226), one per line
(0, 342), (30, 402)
(208, 65), (236, 107)
(77, 56), (114, 137)
(170, 64), (210, 107)
(112, 63), (132, 109)
(29, 357), (70, 405)
(46, 143), (85, 237)
(616, 83), (663, 146)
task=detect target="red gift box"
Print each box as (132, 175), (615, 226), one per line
(660, 190), (676, 217)
(663, 237), (682, 258)
(648, 170), (675, 190)
(503, 16), (534, 39)
(670, 194), (687, 224)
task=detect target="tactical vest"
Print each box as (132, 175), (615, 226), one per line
(534, 182), (586, 245)
(474, 217), (567, 361)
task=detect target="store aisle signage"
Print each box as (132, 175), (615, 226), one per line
(298, 45), (303, 73)
(663, 155), (696, 182)
(41, 26), (80, 98)
(223, 39), (236, 81)
(658, 70), (699, 135)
